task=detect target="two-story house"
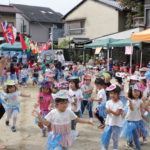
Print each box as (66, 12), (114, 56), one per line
(0, 5), (21, 43)
(13, 4), (64, 43)
(145, 0), (150, 28)
(62, 0), (126, 44)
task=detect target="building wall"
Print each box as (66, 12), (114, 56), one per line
(30, 23), (50, 43)
(145, 0), (150, 4)
(64, 0), (120, 39)
(16, 13), (30, 34)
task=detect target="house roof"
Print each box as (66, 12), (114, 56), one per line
(13, 4), (63, 24)
(63, 0), (124, 19)
(0, 5), (21, 13)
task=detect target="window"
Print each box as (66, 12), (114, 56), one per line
(41, 11), (46, 14)
(146, 9), (150, 27)
(65, 20), (85, 35)
(48, 11), (53, 14)
(21, 25), (27, 33)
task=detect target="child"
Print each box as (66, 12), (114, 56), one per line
(81, 74), (93, 121)
(20, 64), (29, 87)
(101, 84), (123, 150)
(45, 64), (52, 74)
(32, 63), (40, 86)
(32, 90), (93, 150)
(115, 73), (127, 106)
(15, 63), (20, 83)
(0, 67), (8, 87)
(91, 78), (107, 129)
(10, 63), (16, 81)
(2, 80), (30, 132)
(34, 81), (53, 137)
(121, 83), (148, 150)
(68, 77), (83, 135)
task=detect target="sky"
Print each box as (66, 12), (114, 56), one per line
(0, 0), (82, 15)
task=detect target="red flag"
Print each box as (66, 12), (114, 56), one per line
(19, 33), (27, 50)
(0, 21), (15, 45)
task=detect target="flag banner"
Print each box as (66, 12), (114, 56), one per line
(25, 36), (31, 51)
(125, 46), (133, 55)
(0, 21), (15, 45)
(19, 33), (28, 50)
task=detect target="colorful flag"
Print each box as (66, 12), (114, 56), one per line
(25, 36), (31, 51)
(19, 33), (27, 50)
(0, 21), (15, 45)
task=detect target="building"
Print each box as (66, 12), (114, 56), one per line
(145, 0), (150, 28)
(62, 0), (126, 43)
(60, 0), (127, 61)
(0, 5), (21, 42)
(13, 4), (64, 43)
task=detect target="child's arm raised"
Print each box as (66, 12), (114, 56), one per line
(32, 110), (50, 127)
(20, 93), (31, 97)
(76, 118), (94, 125)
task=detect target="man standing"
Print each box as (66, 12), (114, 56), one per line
(12, 53), (18, 64)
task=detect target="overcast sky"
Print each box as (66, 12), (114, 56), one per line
(0, 0), (82, 15)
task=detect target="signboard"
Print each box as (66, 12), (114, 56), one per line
(125, 46), (133, 55)
(95, 47), (102, 54)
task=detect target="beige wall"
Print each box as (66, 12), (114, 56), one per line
(65, 0), (119, 39)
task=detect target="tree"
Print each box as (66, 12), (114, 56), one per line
(58, 39), (69, 48)
(120, 0), (144, 29)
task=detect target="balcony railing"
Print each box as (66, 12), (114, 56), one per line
(65, 28), (85, 36)
(133, 17), (144, 27)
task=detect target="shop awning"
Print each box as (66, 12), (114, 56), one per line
(71, 38), (91, 44)
(131, 28), (150, 41)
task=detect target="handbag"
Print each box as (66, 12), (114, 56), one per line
(0, 103), (5, 119)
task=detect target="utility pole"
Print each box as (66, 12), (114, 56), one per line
(50, 25), (54, 51)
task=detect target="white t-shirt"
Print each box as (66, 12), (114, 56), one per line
(37, 56), (43, 63)
(125, 99), (142, 121)
(3, 91), (21, 106)
(45, 68), (52, 74)
(97, 89), (107, 103)
(22, 54), (27, 64)
(20, 69), (28, 78)
(105, 100), (123, 127)
(45, 109), (77, 125)
(143, 87), (149, 98)
(68, 89), (83, 112)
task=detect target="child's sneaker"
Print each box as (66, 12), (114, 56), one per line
(5, 120), (9, 126)
(143, 140), (148, 144)
(11, 126), (16, 132)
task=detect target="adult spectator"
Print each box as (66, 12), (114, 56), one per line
(22, 52), (27, 64)
(12, 53), (18, 63)
(88, 57), (95, 66)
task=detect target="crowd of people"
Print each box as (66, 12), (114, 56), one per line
(0, 53), (150, 150)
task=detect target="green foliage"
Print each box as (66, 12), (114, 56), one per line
(120, 0), (144, 29)
(58, 39), (69, 48)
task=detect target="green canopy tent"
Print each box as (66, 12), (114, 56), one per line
(84, 38), (119, 71)
(84, 38), (118, 49)
(0, 42), (22, 51)
(109, 38), (150, 72)
(109, 38), (144, 49)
